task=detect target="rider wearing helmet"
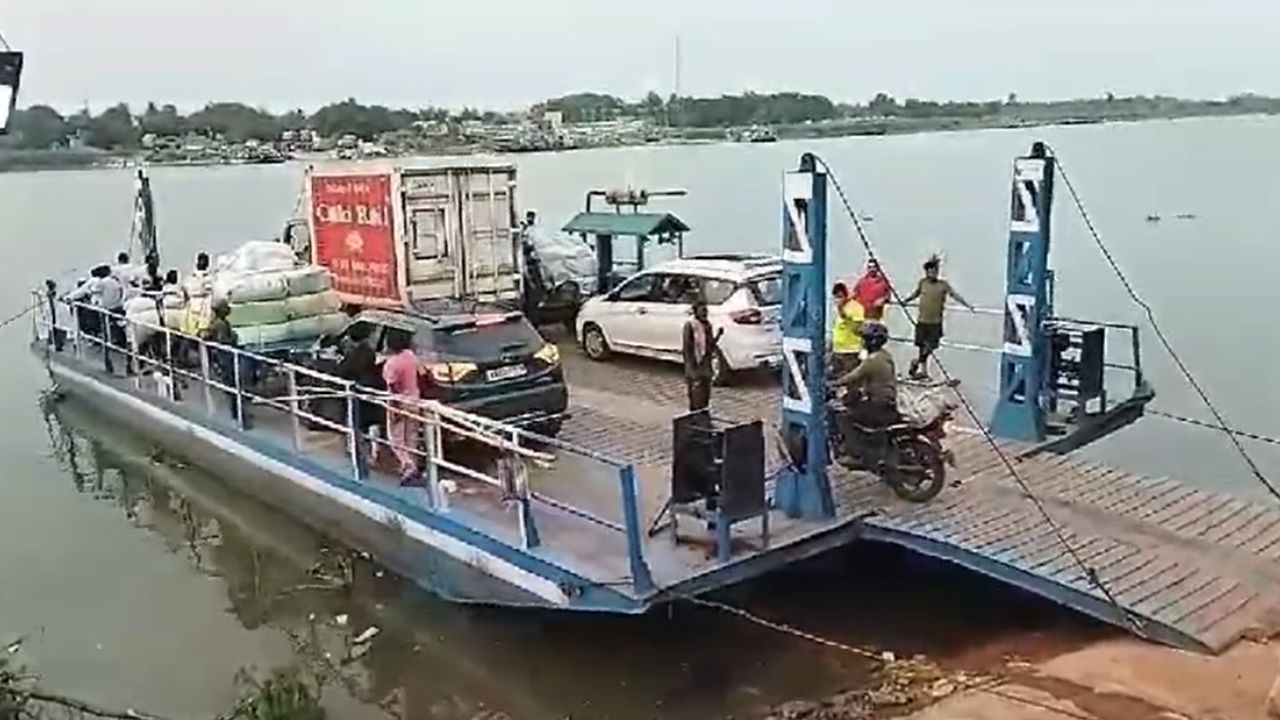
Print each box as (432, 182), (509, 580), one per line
(832, 321), (898, 428)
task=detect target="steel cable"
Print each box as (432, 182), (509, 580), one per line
(811, 154), (1149, 638)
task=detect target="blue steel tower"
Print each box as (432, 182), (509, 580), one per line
(775, 154), (835, 520)
(990, 142), (1056, 442)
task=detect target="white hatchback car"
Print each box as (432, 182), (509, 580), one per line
(575, 254), (783, 383)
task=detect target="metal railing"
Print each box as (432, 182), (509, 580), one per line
(30, 289), (656, 594)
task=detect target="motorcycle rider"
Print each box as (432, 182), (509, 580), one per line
(832, 322), (898, 431)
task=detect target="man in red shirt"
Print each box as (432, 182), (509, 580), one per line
(852, 258), (892, 321)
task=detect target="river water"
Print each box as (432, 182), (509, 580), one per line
(1, 115), (1277, 718)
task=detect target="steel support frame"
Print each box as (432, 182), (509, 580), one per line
(990, 144), (1056, 442)
(774, 154), (835, 520)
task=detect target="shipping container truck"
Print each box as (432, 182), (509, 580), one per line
(282, 162), (522, 309)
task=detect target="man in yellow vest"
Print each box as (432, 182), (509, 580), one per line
(831, 282), (865, 376)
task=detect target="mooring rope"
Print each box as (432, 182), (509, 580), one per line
(1050, 148), (1280, 504)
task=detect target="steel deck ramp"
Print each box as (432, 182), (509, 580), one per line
(556, 341), (1280, 654)
(835, 432), (1280, 653)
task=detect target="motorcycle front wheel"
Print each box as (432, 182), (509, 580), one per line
(884, 437), (946, 502)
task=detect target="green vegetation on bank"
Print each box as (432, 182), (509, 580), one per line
(6, 91), (1280, 153)
(2, 91), (1279, 175)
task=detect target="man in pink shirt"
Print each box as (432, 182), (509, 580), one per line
(381, 329), (422, 483)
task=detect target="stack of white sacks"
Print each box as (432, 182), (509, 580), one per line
(122, 287), (186, 346)
(121, 242), (349, 348)
(211, 241), (348, 346)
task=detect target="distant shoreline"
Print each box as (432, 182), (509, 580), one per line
(2, 110), (1274, 174)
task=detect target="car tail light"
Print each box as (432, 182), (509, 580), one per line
(428, 362), (478, 383)
(729, 308), (763, 325)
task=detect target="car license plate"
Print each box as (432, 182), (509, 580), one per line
(486, 364), (527, 382)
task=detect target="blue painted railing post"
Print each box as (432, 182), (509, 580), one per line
(774, 153), (835, 520)
(517, 494), (541, 550)
(990, 142), (1056, 442)
(619, 464), (656, 594)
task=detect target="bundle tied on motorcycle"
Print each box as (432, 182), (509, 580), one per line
(896, 384), (957, 428)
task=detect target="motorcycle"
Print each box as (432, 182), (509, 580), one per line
(826, 381), (957, 502)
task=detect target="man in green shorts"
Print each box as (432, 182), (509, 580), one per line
(903, 256), (972, 379)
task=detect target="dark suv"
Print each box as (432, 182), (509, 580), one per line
(308, 304), (569, 437)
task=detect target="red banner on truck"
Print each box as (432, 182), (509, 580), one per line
(310, 172), (401, 306)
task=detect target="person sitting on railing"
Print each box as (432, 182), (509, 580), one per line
(902, 255), (973, 380)
(202, 300), (251, 428)
(382, 329), (422, 484)
(64, 264), (130, 375)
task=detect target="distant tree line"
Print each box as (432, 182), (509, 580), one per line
(0, 98), (460, 151)
(5, 91), (1280, 152)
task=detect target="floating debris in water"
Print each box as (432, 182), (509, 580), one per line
(352, 626), (380, 645)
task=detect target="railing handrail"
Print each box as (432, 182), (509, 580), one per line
(47, 295), (625, 464)
(33, 292), (653, 589)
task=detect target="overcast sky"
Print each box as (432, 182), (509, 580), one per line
(4, 0), (1279, 112)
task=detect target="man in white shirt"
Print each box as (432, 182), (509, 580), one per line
(66, 265), (131, 374)
(112, 252), (146, 288)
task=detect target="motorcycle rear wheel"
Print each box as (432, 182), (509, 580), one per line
(884, 437), (946, 502)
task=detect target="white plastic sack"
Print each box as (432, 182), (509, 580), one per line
(160, 289), (185, 310)
(124, 296), (155, 317)
(897, 385), (956, 428)
(286, 290), (341, 318)
(125, 293), (185, 318)
(229, 298), (290, 327)
(283, 266), (332, 296)
(213, 271), (290, 304)
(237, 321), (293, 347)
(222, 241), (298, 274)
(228, 290), (340, 327)
(529, 230), (597, 291)
(129, 308), (185, 345)
(236, 312), (348, 347)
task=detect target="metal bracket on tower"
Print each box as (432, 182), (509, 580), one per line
(774, 154), (835, 520)
(990, 142), (1056, 442)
